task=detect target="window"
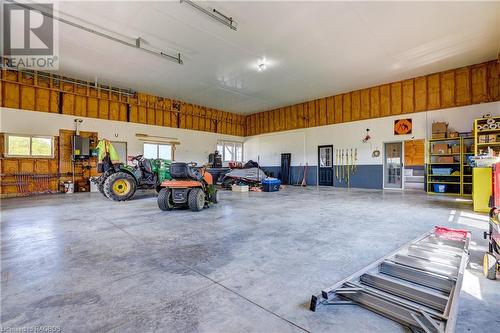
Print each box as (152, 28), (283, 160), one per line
(217, 140), (243, 162)
(5, 134), (54, 157)
(143, 143), (172, 160)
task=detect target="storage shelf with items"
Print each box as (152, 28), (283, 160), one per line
(475, 116), (500, 156)
(427, 138), (462, 195)
(461, 136), (474, 196)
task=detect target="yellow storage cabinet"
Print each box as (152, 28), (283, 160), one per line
(473, 167), (492, 213)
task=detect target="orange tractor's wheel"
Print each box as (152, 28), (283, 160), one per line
(188, 188), (205, 212)
(158, 188), (175, 211)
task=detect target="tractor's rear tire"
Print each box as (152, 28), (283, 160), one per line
(188, 188), (205, 212)
(104, 172), (137, 201)
(157, 188), (174, 211)
(483, 252), (498, 280)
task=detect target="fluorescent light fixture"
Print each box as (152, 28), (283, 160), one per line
(181, 0), (237, 31)
(10, 0), (183, 64)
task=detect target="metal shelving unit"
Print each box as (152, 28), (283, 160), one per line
(426, 136), (474, 196)
(427, 138), (462, 196)
(461, 136), (474, 197)
(474, 116), (500, 155)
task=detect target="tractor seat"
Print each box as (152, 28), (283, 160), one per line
(141, 158), (153, 174)
(170, 162), (202, 181)
(170, 162), (190, 179)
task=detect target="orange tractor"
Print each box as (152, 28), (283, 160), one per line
(157, 162), (218, 212)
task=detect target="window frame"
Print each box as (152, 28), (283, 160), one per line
(142, 142), (173, 160)
(217, 140), (244, 162)
(4, 133), (55, 158)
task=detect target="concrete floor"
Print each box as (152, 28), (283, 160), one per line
(1, 187), (499, 333)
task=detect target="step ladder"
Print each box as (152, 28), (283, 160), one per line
(310, 227), (470, 333)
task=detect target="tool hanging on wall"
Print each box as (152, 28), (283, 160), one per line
(362, 129), (371, 143)
(335, 147), (358, 187)
(340, 149), (344, 183)
(336, 149), (340, 183)
(354, 149), (358, 172)
(346, 149), (350, 187)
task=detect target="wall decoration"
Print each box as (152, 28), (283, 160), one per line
(394, 118), (412, 135)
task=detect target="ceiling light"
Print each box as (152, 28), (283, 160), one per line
(257, 59), (267, 71)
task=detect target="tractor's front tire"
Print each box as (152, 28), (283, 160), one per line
(211, 189), (219, 204)
(97, 170), (113, 196)
(158, 188), (174, 211)
(104, 172), (137, 201)
(188, 188), (205, 212)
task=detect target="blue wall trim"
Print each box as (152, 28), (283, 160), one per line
(332, 165), (383, 189)
(261, 164), (383, 189)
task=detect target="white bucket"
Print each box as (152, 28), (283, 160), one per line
(232, 184), (249, 192)
(64, 182), (74, 194)
(89, 177), (99, 192)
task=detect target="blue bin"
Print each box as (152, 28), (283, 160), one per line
(262, 178), (281, 192)
(433, 184), (447, 193)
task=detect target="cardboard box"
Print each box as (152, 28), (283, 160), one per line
(433, 143), (449, 154)
(479, 134), (499, 143)
(451, 145), (460, 154)
(432, 122), (448, 134)
(232, 184), (249, 192)
(448, 132), (459, 138)
(432, 133), (447, 139)
(437, 156), (454, 163)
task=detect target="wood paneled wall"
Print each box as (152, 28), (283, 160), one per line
(0, 130), (98, 197)
(404, 139), (425, 167)
(245, 60), (500, 136)
(0, 69), (245, 137)
(0, 134), (60, 197)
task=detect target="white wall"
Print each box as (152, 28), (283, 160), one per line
(244, 102), (500, 166)
(0, 107), (243, 164)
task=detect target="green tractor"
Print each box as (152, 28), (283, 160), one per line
(93, 140), (172, 201)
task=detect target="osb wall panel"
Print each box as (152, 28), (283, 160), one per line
(0, 134), (60, 196)
(404, 139), (425, 167)
(246, 59), (500, 135)
(0, 129), (100, 197)
(1, 70), (244, 137)
(58, 130), (98, 186)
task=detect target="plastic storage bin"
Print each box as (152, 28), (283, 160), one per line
(432, 168), (453, 176)
(262, 178), (281, 192)
(433, 184), (447, 193)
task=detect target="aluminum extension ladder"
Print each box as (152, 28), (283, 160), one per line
(310, 227), (470, 333)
